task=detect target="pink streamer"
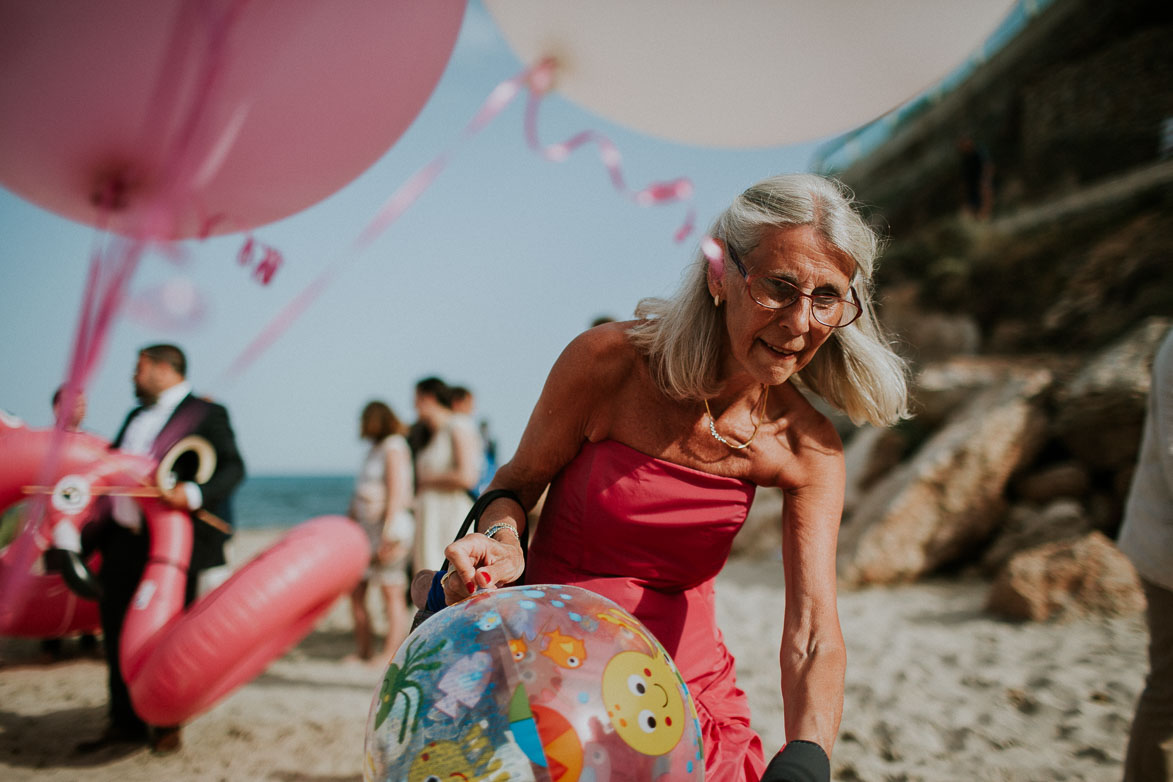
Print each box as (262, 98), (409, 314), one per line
(223, 63), (538, 379)
(224, 57), (699, 379)
(354, 71), (530, 249)
(3, 230), (150, 589)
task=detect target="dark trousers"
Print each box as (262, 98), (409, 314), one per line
(97, 522), (200, 731)
(1125, 578), (1173, 782)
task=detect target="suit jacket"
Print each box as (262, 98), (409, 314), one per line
(111, 393), (246, 571)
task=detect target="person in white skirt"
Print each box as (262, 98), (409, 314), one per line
(410, 377), (482, 578)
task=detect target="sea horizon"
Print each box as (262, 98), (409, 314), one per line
(232, 473), (355, 531)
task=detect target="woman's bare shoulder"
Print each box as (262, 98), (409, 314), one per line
(786, 385), (843, 445)
(556, 320), (642, 383)
(759, 383), (846, 489)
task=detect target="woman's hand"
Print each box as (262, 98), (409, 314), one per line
(440, 530), (525, 603)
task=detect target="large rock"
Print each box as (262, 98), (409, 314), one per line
(912, 355), (1075, 428)
(985, 531), (1145, 621)
(837, 366), (1052, 585)
(980, 498), (1092, 575)
(1011, 461), (1091, 504)
(842, 425), (908, 516)
(1052, 317), (1172, 471)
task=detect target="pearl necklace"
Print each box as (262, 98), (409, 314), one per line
(703, 385), (769, 451)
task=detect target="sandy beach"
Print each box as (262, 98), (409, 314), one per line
(0, 528), (1148, 782)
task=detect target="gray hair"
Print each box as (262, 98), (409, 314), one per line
(629, 173), (909, 426)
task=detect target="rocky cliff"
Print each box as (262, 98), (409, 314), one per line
(733, 0), (1173, 621)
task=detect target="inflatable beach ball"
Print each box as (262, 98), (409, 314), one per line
(364, 584), (704, 781)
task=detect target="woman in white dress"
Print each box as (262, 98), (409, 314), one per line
(411, 378), (482, 577)
(347, 401), (414, 662)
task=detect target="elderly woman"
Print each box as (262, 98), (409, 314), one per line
(439, 174), (908, 781)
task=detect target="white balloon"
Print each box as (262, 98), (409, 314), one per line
(485, 0), (1015, 148)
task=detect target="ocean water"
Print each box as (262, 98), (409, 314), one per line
(231, 474), (354, 531)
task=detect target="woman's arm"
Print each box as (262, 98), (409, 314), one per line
(372, 441), (412, 564)
(450, 421), (483, 490)
(381, 439), (412, 525)
(442, 324), (631, 597)
(777, 422), (847, 758)
(415, 421), (482, 492)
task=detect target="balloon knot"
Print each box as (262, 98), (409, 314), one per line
(90, 167), (135, 212)
(528, 57), (558, 95)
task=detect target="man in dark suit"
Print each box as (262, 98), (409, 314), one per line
(79, 344), (244, 754)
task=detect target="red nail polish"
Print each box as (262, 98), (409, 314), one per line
(465, 581), (476, 592)
(479, 571), (492, 585)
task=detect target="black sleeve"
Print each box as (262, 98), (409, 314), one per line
(760, 741), (830, 782)
(192, 402), (245, 514)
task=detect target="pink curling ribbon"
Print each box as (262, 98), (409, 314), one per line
(356, 57), (696, 248)
(523, 58), (696, 242)
(252, 245), (282, 285)
(224, 57), (699, 380)
(237, 235), (283, 285)
(237, 236), (255, 266)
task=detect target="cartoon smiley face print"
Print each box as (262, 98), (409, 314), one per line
(601, 650), (686, 755)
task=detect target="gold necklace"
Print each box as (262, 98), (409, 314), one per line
(704, 385), (769, 450)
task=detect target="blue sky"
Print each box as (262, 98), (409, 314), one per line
(0, 2), (1001, 475)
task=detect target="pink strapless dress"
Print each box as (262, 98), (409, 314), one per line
(525, 439), (767, 782)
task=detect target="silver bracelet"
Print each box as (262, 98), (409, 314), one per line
(482, 523), (521, 544)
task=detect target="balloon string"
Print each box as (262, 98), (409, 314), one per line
(522, 58), (696, 242)
(11, 228), (148, 575)
(353, 71), (531, 249)
(57, 233), (147, 442)
(224, 57), (698, 380)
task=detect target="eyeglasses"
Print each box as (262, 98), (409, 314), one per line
(725, 243), (862, 328)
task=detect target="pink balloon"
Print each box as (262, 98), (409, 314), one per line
(0, 0), (466, 239)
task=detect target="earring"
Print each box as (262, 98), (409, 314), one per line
(713, 294), (720, 307)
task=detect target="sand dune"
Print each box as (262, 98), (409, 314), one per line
(0, 530), (1148, 781)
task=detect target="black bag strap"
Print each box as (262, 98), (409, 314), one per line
(411, 488), (528, 632)
(438, 487), (527, 574)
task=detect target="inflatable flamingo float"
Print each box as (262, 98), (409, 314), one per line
(0, 410), (106, 638)
(0, 410), (368, 725)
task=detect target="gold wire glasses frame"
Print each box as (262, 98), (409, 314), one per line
(725, 243), (862, 328)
